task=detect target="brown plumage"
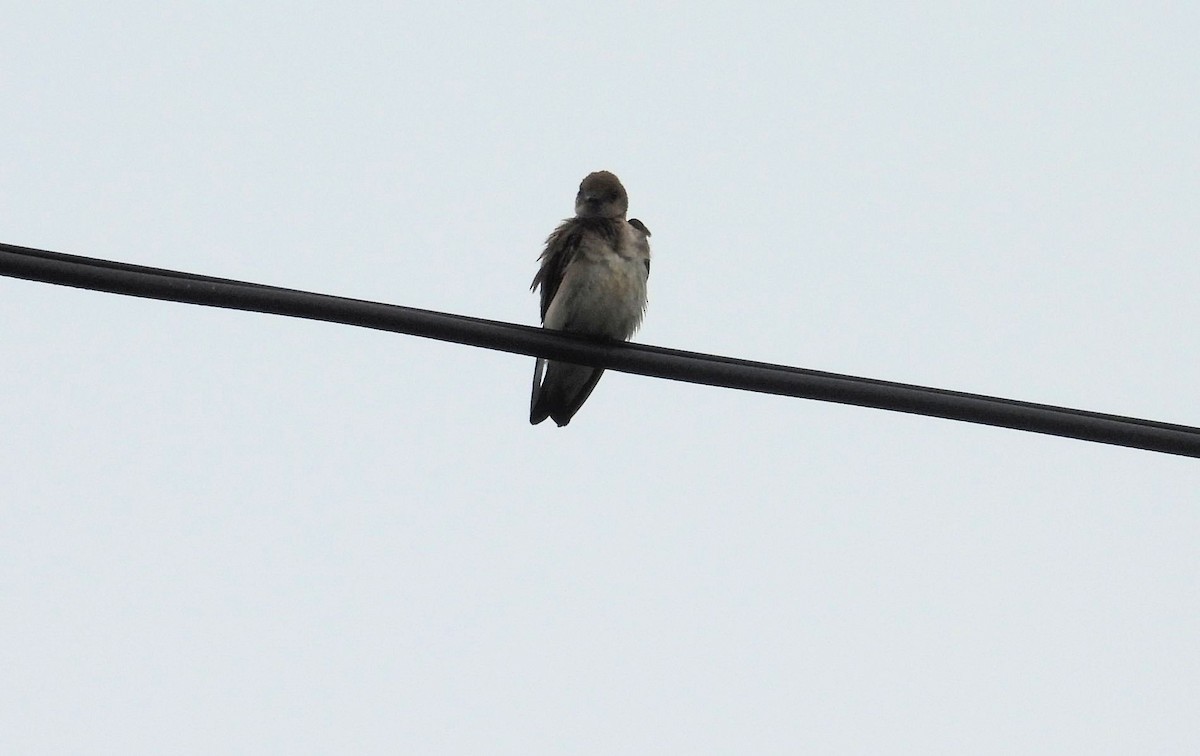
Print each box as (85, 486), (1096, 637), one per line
(529, 171), (651, 426)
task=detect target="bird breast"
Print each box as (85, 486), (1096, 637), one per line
(543, 225), (648, 339)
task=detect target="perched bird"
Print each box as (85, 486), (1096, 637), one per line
(529, 171), (651, 426)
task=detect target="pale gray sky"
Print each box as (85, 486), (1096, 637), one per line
(3, 3), (1198, 753)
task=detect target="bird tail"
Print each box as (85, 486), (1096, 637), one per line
(530, 359), (605, 426)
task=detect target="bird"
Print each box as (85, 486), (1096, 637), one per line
(529, 170), (651, 426)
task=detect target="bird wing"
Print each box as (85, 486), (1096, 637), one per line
(531, 220), (582, 322)
(629, 218), (652, 278)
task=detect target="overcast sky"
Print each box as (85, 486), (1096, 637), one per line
(3, 3), (1198, 753)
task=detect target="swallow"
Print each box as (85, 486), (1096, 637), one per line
(530, 170), (651, 426)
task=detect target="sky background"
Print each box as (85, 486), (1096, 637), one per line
(3, 3), (1198, 753)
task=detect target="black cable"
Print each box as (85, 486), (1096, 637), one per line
(3, 241), (1198, 458)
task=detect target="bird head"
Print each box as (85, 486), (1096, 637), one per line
(574, 171), (628, 219)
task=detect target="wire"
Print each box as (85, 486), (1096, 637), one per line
(3, 240), (1198, 458)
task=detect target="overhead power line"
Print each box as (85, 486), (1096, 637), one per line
(2, 241), (1198, 458)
